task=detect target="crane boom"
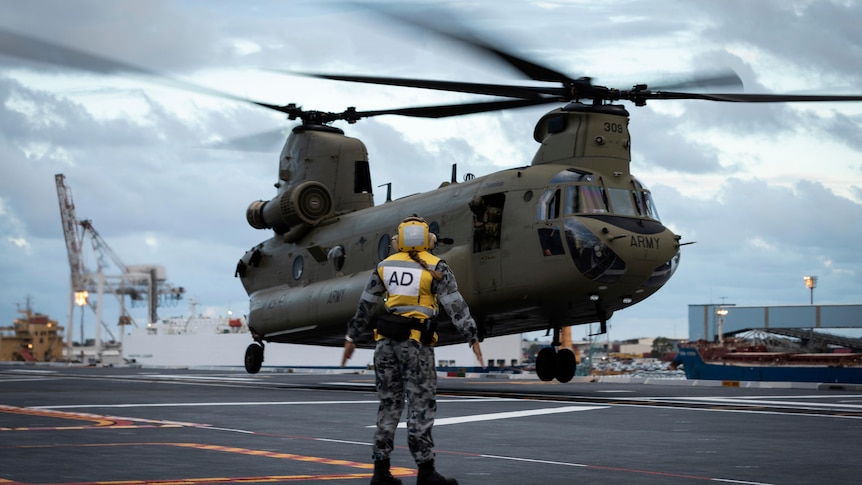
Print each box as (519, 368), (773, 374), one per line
(55, 174), (86, 292)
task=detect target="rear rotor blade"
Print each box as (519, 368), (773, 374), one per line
(0, 28), (295, 116)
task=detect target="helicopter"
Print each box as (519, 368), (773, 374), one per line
(232, 14), (862, 382)
(3, 10), (862, 383)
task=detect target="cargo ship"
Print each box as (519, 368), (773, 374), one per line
(1, 301), (65, 362)
(673, 335), (862, 384)
(122, 313), (377, 369)
(121, 310), (518, 371)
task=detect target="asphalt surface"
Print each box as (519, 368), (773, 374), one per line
(2, 364), (861, 484)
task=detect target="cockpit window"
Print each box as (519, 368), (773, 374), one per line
(631, 177), (661, 221)
(639, 191), (661, 220)
(550, 169), (594, 184)
(537, 188), (562, 221)
(607, 188), (637, 216)
(541, 172), (660, 220)
(565, 186), (608, 214)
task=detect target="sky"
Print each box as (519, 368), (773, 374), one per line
(1, 0), (861, 345)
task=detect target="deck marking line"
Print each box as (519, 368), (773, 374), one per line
(680, 397), (862, 410)
(479, 454), (776, 484)
(376, 405), (607, 428)
(0, 442), (416, 483)
(35, 398), (503, 410)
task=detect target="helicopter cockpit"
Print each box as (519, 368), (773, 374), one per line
(536, 169), (673, 286)
(536, 169), (660, 221)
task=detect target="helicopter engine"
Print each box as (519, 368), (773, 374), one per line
(246, 124), (374, 241)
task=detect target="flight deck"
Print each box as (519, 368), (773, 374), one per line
(1, 364), (860, 484)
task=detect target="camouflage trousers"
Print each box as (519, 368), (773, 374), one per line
(372, 338), (437, 464)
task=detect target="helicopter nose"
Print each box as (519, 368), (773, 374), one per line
(563, 218), (626, 284)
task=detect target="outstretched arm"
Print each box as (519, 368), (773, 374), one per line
(434, 261), (484, 368)
(341, 270), (385, 367)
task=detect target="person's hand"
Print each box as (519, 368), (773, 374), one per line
(341, 339), (356, 367)
(471, 340), (485, 369)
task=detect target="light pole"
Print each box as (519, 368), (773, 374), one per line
(716, 307), (728, 343)
(804, 275), (817, 305)
(74, 290), (88, 363)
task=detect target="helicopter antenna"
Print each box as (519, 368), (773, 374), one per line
(451, 164), (457, 184)
(378, 183), (392, 202)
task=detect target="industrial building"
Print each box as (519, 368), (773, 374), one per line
(688, 303), (862, 351)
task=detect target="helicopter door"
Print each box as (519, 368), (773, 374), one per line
(469, 193), (504, 292)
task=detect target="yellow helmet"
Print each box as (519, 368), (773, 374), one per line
(395, 216), (437, 252)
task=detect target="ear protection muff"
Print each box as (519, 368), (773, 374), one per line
(395, 215), (434, 252)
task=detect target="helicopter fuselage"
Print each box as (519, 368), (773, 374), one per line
(237, 103), (681, 348)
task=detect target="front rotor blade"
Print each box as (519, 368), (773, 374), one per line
(640, 91), (862, 103)
(648, 69), (744, 91)
(354, 97), (560, 120)
(294, 71), (558, 99)
(361, 5), (576, 84)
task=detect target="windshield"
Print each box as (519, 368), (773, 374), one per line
(537, 171), (661, 221)
(565, 185), (607, 214)
(607, 188), (636, 216)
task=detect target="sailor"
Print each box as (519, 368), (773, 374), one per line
(342, 215), (484, 485)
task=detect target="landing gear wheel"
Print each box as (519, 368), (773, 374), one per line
(245, 342), (264, 374)
(536, 347), (557, 382)
(555, 348), (577, 383)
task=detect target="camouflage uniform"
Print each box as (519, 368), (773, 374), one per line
(347, 258), (478, 464)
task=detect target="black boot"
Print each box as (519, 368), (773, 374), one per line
(417, 460), (458, 485)
(371, 459), (403, 485)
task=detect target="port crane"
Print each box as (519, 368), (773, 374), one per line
(54, 174), (185, 361)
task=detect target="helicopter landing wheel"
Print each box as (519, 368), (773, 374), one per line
(535, 347), (557, 382)
(245, 342), (264, 374)
(555, 348), (577, 383)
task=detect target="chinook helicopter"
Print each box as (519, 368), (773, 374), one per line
(233, 17), (862, 382)
(237, 97), (675, 383)
(4, 11), (862, 382)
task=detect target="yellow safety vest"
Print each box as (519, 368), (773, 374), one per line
(375, 251), (441, 343)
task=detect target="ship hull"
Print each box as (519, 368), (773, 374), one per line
(675, 345), (862, 384)
(121, 320), (517, 370)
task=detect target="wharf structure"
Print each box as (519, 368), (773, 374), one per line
(688, 303), (862, 351)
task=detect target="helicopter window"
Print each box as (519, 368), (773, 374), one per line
(565, 185), (608, 214)
(537, 227), (565, 256)
(550, 169), (593, 184)
(633, 187), (645, 215)
(607, 188), (637, 216)
(537, 188), (561, 221)
(470, 193), (505, 252)
(292, 255), (304, 280)
(328, 246), (345, 272)
(630, 177), (661, 221)
(641, 190), (661, 221)
(377, 234), (391, 261)
(354, 160), (372, 193)
(547, 115), (567, 134)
